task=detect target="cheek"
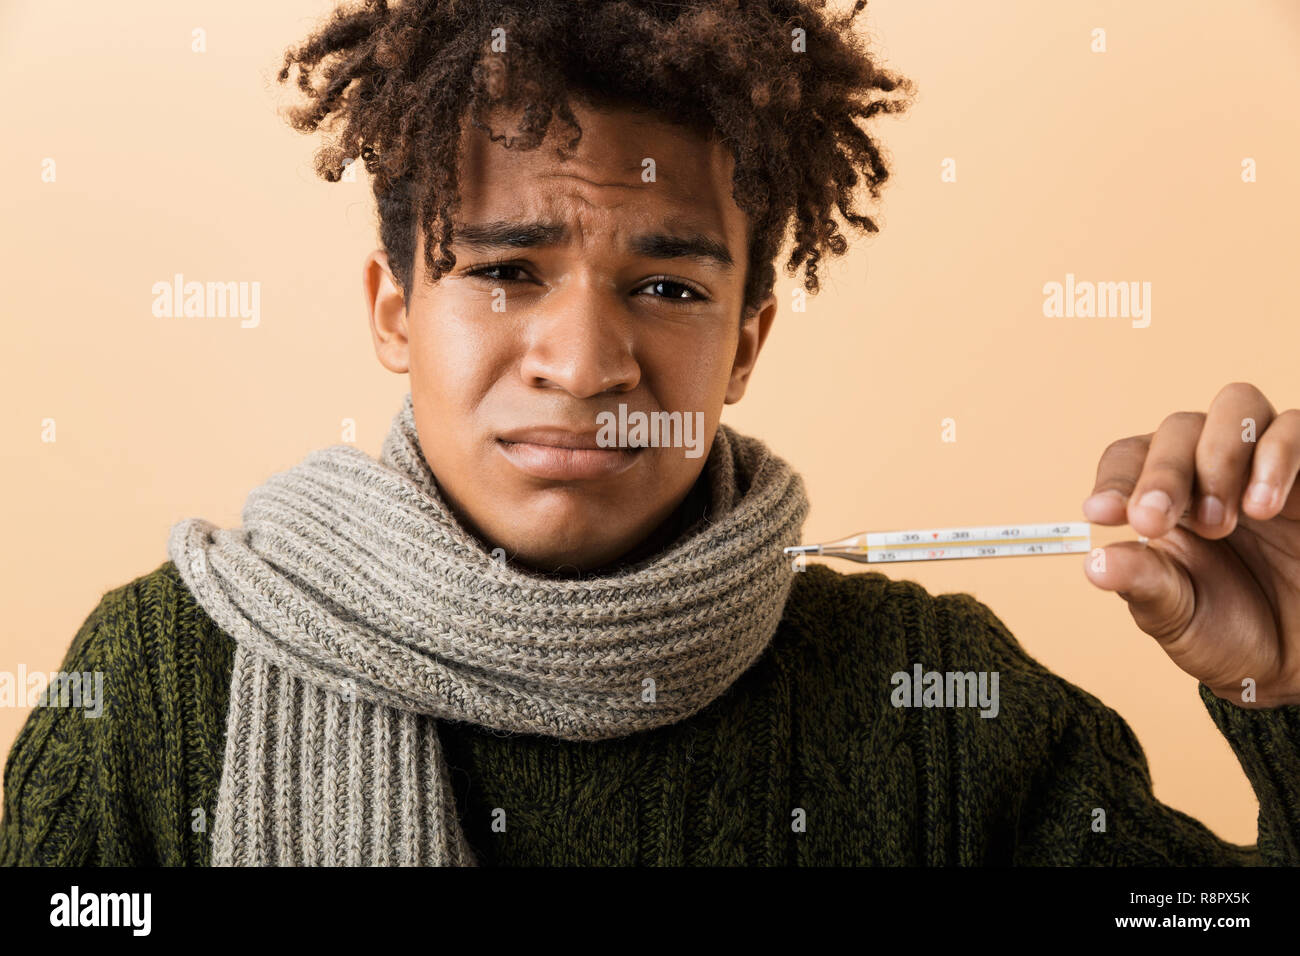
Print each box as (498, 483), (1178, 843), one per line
(642, 336), (736, 410)
(407, 308), (504, 411)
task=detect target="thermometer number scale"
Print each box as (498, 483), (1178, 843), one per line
(785, 522), (1092, 564)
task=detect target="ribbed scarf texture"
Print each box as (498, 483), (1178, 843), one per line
(166, 392), (809, 866)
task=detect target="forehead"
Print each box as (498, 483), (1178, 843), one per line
(454, 101), (745, 242)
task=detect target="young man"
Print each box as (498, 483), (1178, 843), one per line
(3, 0), (1300, 867)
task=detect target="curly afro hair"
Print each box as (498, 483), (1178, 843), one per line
(276, 0), (914, 317)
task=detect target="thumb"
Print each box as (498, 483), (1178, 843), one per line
(1084, 539), (1195, 643)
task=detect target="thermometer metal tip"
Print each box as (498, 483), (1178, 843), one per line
(783, 544), (823, 555)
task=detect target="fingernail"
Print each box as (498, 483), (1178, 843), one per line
(1136, 489), (1173, 517)
(1197, 494), (1224, 526)
(1082, 489), (1126, 515)
(1247, 482), (1275, 510)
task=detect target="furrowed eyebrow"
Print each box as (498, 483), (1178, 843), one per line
(453, 220), (567, 251)
(452, 219), (735, 273)
(629, 231), (735, 272)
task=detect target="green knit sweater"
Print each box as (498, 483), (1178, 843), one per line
(3, 559), (1299, 866)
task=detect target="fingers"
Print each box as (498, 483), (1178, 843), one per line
(1191, 382), (1276, 538)
(1082, 539), (1194, 644)
(1244, 408), (1300, 521)
(1126, 412), (1203, 539)
(1082, 434), (1150, 525)
(1082, 383), (1295, 540)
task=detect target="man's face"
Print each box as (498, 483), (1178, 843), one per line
(365, 98), (777, 573)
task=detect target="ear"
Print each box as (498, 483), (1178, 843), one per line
(724, 291), (778, 404)
(363, 248), (410, 374)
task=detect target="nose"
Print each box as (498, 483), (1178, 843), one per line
(517, 274), (641, 398)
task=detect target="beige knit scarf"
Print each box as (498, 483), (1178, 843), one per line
(166, 391), (809, 866)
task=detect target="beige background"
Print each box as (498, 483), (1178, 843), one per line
(3, 0), (1298, 845)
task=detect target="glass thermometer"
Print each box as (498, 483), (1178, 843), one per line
(784, 521), (1092, 564)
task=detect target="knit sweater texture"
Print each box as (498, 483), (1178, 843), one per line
(3, 559), (1300, 865)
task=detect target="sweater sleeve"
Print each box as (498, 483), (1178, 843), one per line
(952, 595), (1300, 866)
(1, 593), (116, 865)
(1, 562), (225, 867)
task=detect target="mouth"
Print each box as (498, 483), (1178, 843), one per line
(496, 427), (643, 481)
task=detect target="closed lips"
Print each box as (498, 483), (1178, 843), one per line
(498, 427), (614, 449)
(495, 426), (643, 480)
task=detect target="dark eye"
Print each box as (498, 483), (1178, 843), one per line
(467, 263), (528, 282)
(640, 278), (706, 302)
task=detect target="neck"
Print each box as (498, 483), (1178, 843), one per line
(433, 470), (713, 581)
(600, 472), (712, 574)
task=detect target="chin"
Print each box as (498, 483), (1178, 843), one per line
(493, 490), (635, 571)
